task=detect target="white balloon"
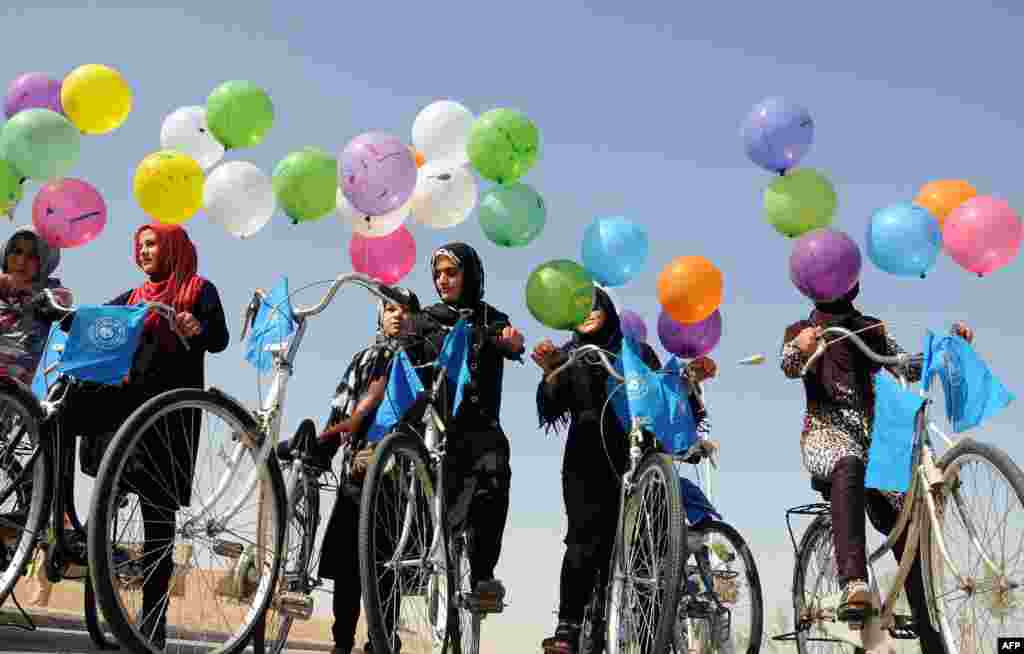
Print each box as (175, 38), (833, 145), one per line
(160, 106), (225, 170)
(204, 161), (276, 239)
(411, 100), (474, 167)
(337, 188), (409, 238)
(409, 161), (478, 229)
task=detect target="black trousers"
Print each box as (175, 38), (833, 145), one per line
(827, 456), (944, 654)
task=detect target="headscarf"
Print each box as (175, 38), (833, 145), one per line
(127, 223), (206, 336)
(2, 225), (61, 290)
(374, 286), (421, 351)
(567, 287), (622, 352)
(426, 242), (486, 326)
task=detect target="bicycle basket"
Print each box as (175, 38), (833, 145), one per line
(57, 304), (149, 386)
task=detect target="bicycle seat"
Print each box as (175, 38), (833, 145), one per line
(810, 476), (832, 498)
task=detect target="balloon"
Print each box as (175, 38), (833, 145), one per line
(478, 182), (546, 247)
(741, 97), (814, 173)
(204, 161), (276, 238)
(413, 149), (427, 168)
(943, 196), (1023, 277)
(467, 108), (540, 184)
(412, 100), (474, 167)
(0, 159), (24, 218)
(59, 64), (132, 135)
(5, 73), (63, 118)
(866, 202), (941, 278)
(658, 309), (722, 359)
(914, 179), (977, 228)
(789, 228), (862, 302)
(525, 260), (595, 330)
(159, 106), (225, 170)
(620, 309), (648, 343)
(581, 216), (649, 287)
(763, 168), (837, 238)
(0, 108), (80, 181)
(337, 188), (409, 238)
(132, 150), (204, 225)
(656, 256), (723, 325)
(206, 80), (275, 149)
(272, 147), (337, 224)
(31, 178), (106, 248)
(409, 161), (477, 229)
(349, 225), (417, 285)
(339, 132), (418, 216)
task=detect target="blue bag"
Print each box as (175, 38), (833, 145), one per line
(31, 323), (68, 400)
(365, 349), (426, 443)
(57, 304), (149, 386)
(436, 319), (471, 418)
(679, 477), (722, 525)
(865, 372), (925, 493)
(245, 277), (296, 374)
(922, 331), (1014, 433)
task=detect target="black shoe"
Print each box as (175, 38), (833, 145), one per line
(542, 621), (581, 654)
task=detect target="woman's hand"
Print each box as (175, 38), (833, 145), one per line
(794, 326), (821, 355)
(497, 325), (525, 353)
(531, 339), (561, 372)
(688, 356), (718, 383)
(952, 321), (974, 344)
(175, 311), (202, 338)
(319, 419), (357, 445)
(50, 288), (73, 308)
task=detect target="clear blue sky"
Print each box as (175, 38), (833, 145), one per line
(4, 0), (1023, 648)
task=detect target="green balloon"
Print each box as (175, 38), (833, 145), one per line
(273, 147), (338, 223)
(0, 159), (24, 216)
(479, 182), (546, 247)
(467, 108), (540, 184)
(206, 80), (275, 149)
(763, 168), (837, 238)
(0, 109), (80, 181)
(526, 259), (595, 330)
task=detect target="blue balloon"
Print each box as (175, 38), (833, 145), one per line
(741, 97), (814, 173)
(581, 216), (649, 287)
(866, 202), (941, 278)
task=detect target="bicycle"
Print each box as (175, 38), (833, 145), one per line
(0, 289), (185, 650)
(84, 272), (411, 654)
(772, 326), (1024, 654)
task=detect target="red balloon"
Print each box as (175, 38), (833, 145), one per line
(349, 225), (416, 285)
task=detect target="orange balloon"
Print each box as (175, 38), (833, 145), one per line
(914, 179), (977, 227)
(657, 256), (723, 324)
(408, 145), (427, 168)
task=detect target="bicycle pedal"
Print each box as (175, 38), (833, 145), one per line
(889, 615), (918, 639)
(213, 539), (244, 559)
(274, 591), (314, 620)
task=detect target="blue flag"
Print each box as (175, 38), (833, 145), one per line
(679, 477), (722, 525)
(607, 337), (698, 455)
(365, 349), (426, 443)
(57, 304), (149, 386)
(245, 277), (296, 374)
(436, 319), (471, 418)
(922, 331), (1015, 433)
(31, 324), (68, 400)
(865, 372), (925, 493)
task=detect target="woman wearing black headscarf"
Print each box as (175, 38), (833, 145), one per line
(419, 242), (525, 613)
(532, 288), (663, 654)
(782, 282), (972, 653)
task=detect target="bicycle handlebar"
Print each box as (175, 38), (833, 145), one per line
(545, 344), (624, 384)
(800, 326), (922, 377)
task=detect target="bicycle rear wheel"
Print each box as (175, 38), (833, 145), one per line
(607, 452), (685, 654)
(453, 533), (480, 654)
(358, 432), (452, 654)
(88, 387), (286, 654)
(922, 438), (1024, 654)
(0, 386), (50, 607)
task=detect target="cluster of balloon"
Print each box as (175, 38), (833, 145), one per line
(1, 65), (130, 248)
(467, 108), (545, 248)
(741, 97), (836, 239)
(409, 100), (479, 230)
(655, 256), (726, 358)
(149, 80), (276, 237)
(658, 308), (722, 359)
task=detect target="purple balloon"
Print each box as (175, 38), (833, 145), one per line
(741, 97), (814, 173)
(658, 309), (722, 359)
(339, 132), (418, 216)
(789, 228), (862, 302)
(4, 73), (63, 119)
(620, 309), (647, 343)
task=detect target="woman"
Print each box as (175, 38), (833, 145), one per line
(71, 222), (229, 649)
(781, 282), (970, 653)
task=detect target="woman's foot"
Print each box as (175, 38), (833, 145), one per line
(541, 621), (581, 654)
(837, 579), (870, 627)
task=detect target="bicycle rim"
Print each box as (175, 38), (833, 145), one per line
(607, 453), (684, 654)
(793, 515), (862, 654)
(87, 388), (286, 654)
(454, 535), (480, 654)
(923, 438), (1024, 654)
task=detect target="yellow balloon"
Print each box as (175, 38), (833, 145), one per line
(133, 151), (204, 224)
(60, 64), (133, 135)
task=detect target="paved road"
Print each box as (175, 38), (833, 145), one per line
(0, 626), (335, 653)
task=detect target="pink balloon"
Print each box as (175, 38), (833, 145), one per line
(32, 178), (107, 249)
(4, 72), (63, 119)
(943, 196), (1023, 276)
(349, 225), (417, 285)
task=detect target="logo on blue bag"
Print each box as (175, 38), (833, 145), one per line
(625, 373), (649, 401)
(87, 316), (130, 351)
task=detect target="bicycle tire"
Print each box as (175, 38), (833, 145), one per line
(0, 385), (51, 608)
(358, 431), (453, 654)
(84, 573), (118, 650)
(452, 533), (480, 654)
(674, 519), (764, 654)
(607, 452), (685, 654)
(922, 437), (1024, 654)
(87, 387), (287, 654)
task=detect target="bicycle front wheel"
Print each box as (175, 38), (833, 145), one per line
(453, 533), (480, 654)
(607, 452), (685, 654)
(359, 432), (452, 654)
(922, 438), (1024, 654)
(87, 387), (287, 654)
